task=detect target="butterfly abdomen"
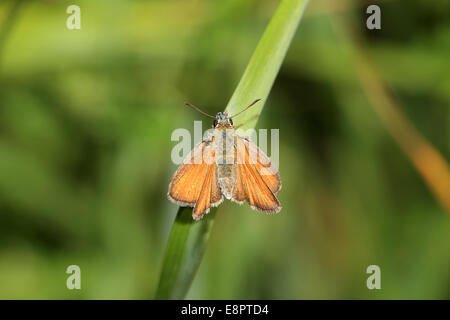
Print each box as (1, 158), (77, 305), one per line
(216, 164), (235, 199)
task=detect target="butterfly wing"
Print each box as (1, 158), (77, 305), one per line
(168, 139), (222, 220)
(244, 137), (281, 194)
(231, 136), (281, 213)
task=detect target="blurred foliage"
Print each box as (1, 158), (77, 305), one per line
(0, 0), (449, 299)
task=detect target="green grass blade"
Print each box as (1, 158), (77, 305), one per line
(155, 0), (309, 300)
(155, 207), (217, 299)
(225, 0), (309, 129)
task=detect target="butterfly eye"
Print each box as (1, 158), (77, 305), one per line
(229, 118), (233, 126)
(213, 119), (218, 127)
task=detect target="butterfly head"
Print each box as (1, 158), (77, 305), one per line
(184, 99), (261, 129)
(213, 112), (233, 128)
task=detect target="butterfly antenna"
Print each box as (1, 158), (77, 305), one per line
(184, 102), (216, 119)
(229, 99), (261, 118)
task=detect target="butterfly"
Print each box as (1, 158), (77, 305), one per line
(168, 99), (282, 220)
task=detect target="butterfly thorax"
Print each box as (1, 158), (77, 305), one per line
(215, 123), (233, 130)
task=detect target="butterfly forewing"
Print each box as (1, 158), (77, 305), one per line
(192, 139), (223, 219)
(243, 137), (281, 194)
(168, 139), (223, 219)
(231, 136), (281, 213)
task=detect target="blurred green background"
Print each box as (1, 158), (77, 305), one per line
(0, 0), (449, 299)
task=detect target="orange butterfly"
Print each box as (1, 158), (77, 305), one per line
(168, 99), (281, 220)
